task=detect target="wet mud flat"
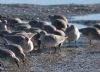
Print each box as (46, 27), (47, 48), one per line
(0, 4), (100, 20)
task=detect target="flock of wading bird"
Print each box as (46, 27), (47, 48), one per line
(0, 14), (100, 71)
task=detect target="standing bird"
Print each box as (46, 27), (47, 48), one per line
(64, 25), (80, 47)
(39, 31), (67, 53)
(0, 48), (20, 68)
(79, 27), (100, 45)
(53, 30), (66, 50)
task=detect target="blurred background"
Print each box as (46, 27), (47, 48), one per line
(0, 0), (100, 5)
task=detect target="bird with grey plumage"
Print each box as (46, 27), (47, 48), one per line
(0, 43), (25, 64)
(0, 30), (29, 38)
(0, 34), (34, 54)
(48, 14), (68, 22)
(29, 20), (48, 29)
(14, 17), (22, 23)
(24, 28), (41, 48)
(79, 27), (100, 45)
(0, 15), (7, 21)
(0, 48), (20, 69)
(41, 24), (57, 34)
(25, 28), (42, 33)
(30, 24), (57, 50)
(31, 33), (40, 46)
(9, 31), (29, 36)
(10, 23), (31, 31)
(0, 20), (8, 31)
(0, 16), (22, 31)
(52, 30), (66, 51)
(53, 30), (65, 36)
(64, 25), (80, 47)
(51, 19), (69, 31)
(6, 17), (22, 27)
(0, 30), (11, 36)
(33, 29), (65, 53)
(93, 23), (100, 29)
(28, 33), (41, 53)
(39, 30), (67, 53)
(30, 25), (56, 53)
(24, 29), (42, 52)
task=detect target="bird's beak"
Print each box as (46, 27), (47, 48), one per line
(15, 61), (20, 68)
(22, 59), (26, 64)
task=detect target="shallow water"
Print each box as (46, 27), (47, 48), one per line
(69, 23), (87, 29)
(0, 0), (100, 5)
(71, 14), (100, 21)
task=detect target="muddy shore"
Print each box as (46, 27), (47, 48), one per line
(0, 4), (100, 21)
(0, 4), (100, 72)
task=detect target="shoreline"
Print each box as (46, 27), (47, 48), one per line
(0, 4), (100, 21)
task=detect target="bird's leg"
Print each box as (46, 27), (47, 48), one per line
(75, 40), (76, 45)
(68, 41), (71, 47)
(53, 47), (57, 54)
(0, 62), (4, 71)
(49, 47), (52, 54)
(15, 61), (20, 68)
(75, 40), (78, 47)
(89, 40), (92, 45)
(68, 41), (70, 46)
(37, 40), (42, 53)
(22, 58), (26, 66)
(58, 43), (62, 52)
